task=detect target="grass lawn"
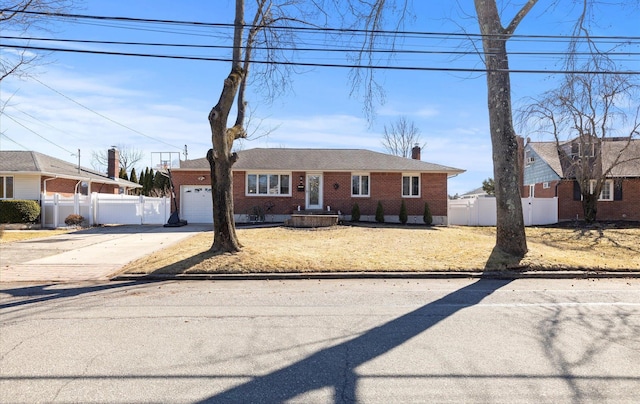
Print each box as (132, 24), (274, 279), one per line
(122, 223), (640, 274)
(0, 228), (74, 243)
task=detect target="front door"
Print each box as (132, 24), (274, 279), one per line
(306, 173), (323, 210)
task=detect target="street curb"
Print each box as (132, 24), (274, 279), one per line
(112, 270), (640, 282)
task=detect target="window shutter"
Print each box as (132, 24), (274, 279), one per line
(614, 179), (623, 201)
(573, 181), (581, 201)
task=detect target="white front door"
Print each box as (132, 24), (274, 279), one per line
(306, 173), (323, 210)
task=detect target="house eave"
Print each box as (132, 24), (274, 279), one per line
(2, 170), (142, 188)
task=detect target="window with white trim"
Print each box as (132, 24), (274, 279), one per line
(543, 182), (550, 189)
(0, 176), (14, 199)
(525, 150), (535, 165)
(351, 174), (369, 196)
(247, 173), (291, 196)
(402, 174), (420, 197)
(590, 179), (613, 201)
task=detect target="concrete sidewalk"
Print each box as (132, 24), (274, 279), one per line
(0, 224), (211, 282)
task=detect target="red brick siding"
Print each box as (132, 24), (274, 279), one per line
(171, 169), (449, 218)
(558, 178), (640, 221)
(169, 171), (211, 214)
(534, 181), (559, 198)
(41, 177), (119, 196)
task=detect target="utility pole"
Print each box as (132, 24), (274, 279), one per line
(183, 144), (188, 161)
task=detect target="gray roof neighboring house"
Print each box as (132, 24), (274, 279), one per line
(528, 142), (564, 177)
(179, 148), (465, 177)
(527, 138), (640, 178)
(0, 150), (142, 188)
(459, 186), (491, 198)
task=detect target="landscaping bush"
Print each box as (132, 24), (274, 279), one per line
(64, 214), (84, 227)
(351, 203), (360, 222)
(0, 200), (40, 224)
(423, 201), (433, 225)
(399, 200), (408, 224)
(375, 201), (385, 223)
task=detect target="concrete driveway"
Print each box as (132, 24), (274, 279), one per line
(0, 224), (211, 282)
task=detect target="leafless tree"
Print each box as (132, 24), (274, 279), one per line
(0, 0), (77, 82)
(91, 145), (144, 175)
(208, 0), (409, 253)
(519, 57), (640, 223)
(381, 116), (424, 158)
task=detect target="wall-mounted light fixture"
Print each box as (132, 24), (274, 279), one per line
(197, 176), (205, 181)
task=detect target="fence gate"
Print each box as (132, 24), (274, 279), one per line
(448, 197), (558, 226)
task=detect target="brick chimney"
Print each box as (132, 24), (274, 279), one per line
(411, 144), (421, 160)
(107, 147), (119, 179)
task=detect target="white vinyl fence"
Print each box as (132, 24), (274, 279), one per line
(41, 193), (171, 228)
(448, 197), (558, 226)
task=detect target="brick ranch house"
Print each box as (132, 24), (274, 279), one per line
(170, 147), (465, 224)
(0, 148), (141, 201)
(522, 137), (640, 221)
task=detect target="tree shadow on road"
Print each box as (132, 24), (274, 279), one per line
(197, 277), (512, 403)
(0, 281), (145, 310)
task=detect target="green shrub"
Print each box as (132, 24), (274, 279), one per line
(351, 203), (360, 222)
(399, 200), (408, 224)
(423, 201), (433, 225)
(0, 200), (40, 224)
(64, 214), (84, 227)
(375, 201), (385, 223)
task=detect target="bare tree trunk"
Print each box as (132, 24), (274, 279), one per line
(207, 0), (246, 253)
(475, 0), (533, 258)
(207, 67), (244, 253)
(582, 193), (598, 223)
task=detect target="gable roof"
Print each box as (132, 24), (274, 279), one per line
(526, 138), (640, 178)
(528, 142), (564, 176)
(179, 148), (465, 176)
(0, 150), (142, 188)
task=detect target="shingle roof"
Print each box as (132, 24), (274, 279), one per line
(0, 150), (142, 187)
(528, 142), (563, 176)
(179, 148), (465, 176)
(602, 140), (640, 177)
(527, 138), (640, 178)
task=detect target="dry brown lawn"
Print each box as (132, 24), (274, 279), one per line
(122, 223), (640, 275)
(0, 228), (74, 243)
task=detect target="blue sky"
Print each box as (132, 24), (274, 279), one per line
(1, 1), (638, 195)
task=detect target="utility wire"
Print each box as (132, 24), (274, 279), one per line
(3, 35), (640, 57)
(5, 9), (640, 42)
(5, 43), (639, 75)
(30, 76), (184, 150)
(0, 132), (30, 150)
(2, 112), (76, 154)
(10, 104), (83, 140)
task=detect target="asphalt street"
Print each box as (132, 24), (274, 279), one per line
(1, 278), (639, 403)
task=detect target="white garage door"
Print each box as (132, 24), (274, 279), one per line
(181, 185), (213, 223)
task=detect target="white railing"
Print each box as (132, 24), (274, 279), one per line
(41, 193), (171, 228)
(448, 197), (558, 226)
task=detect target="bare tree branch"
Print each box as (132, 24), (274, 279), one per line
(381, 116), (425, 158)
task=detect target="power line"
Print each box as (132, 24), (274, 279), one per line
(2, 112), (76, 154)
(4, 43), (639, 75)
(3, 35), (640, 57)
(0, 132), (30, 150)
(5, 9), (640, 42)
(30, 76), (184, 151)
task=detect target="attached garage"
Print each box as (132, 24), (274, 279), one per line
(180, 185), (213, 223)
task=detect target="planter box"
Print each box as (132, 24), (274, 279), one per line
(289, 214), (338, 228)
